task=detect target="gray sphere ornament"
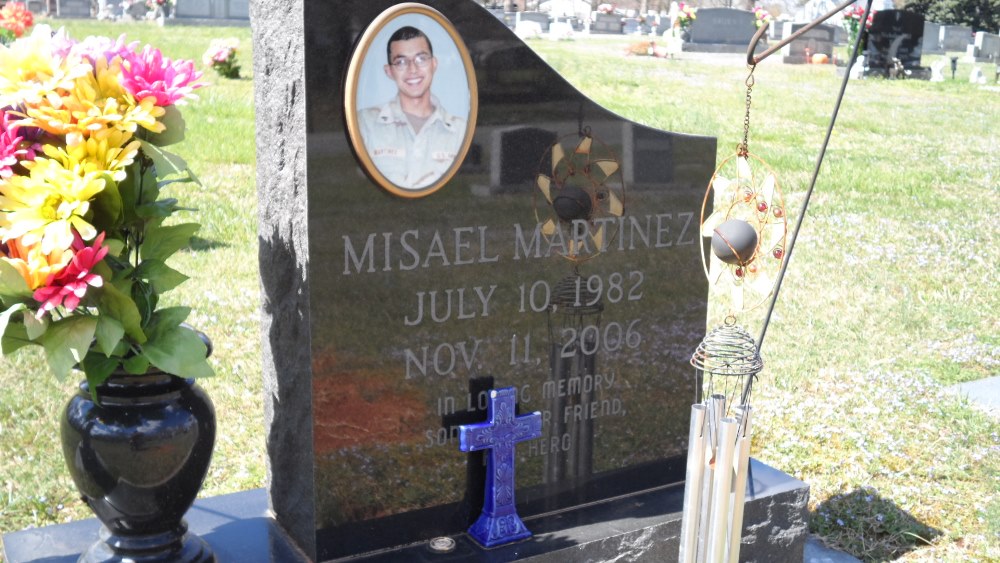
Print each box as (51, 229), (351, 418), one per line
(552, 185), (593, 222)
(712, 218), (758, 265)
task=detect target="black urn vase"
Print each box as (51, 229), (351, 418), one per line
(61, 372), (216, 563)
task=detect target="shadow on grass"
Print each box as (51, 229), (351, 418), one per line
(811, 487), (940, 562)
(189, 236), (229, 251)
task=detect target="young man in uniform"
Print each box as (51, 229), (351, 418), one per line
(358, 26), (466, 190)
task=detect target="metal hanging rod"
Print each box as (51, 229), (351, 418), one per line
(739, 0), (876, 405)
(746, 0), (858, 65)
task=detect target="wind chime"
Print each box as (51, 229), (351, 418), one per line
(678, 60), (786, 563)
(678, 1), (874, 561)
(534, 129), (625, 484)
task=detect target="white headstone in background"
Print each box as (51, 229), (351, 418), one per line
(969, 32), (1000, 62)
(969, 66), (986, 84)
(930, 58), (946, 81)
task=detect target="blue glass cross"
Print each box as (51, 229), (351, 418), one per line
(459, 386), (542, 548)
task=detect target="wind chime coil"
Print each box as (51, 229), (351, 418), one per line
(549, 274), (605, 316)
(690, 323), (763, 377)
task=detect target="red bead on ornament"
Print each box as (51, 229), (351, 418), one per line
(773, 206), (784, 218)
(735, 267), (744, 278)
(757, 201), (768, 212)
(773, 247), (784, 259)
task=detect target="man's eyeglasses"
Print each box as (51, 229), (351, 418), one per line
(390, 53), (433, 70)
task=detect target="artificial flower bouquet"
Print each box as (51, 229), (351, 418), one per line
(0, 2), (33, 45)
(841, 5), (875, 46)
(752, 6), (773, 29)
(676, 3), (697, 29)
(202, 38), (240, 79)
(0, 27), (212, 391)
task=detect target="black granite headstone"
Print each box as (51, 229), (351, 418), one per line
(264, 0), (716, 560)
(864, 10), (926, 77)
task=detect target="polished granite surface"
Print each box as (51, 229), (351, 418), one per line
(2, 488), (307, 563)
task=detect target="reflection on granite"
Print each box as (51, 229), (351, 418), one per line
(3, 460), (807, 562)
(1, 489), (307, 563)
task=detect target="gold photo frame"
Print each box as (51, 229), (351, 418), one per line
(344, 3), (479, 199)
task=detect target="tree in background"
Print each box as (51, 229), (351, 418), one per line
(903, 0), (999, 32)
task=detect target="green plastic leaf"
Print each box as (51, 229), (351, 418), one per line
(145, 306), (191, 343)
(91, 174), (124, 229)
(41, 316), (98, 380)
(95, 315), (125, 356)
(144, 104), (187, 146)
(0, 303), (28, 353)
(136, 260), (189, 293)
(103, 238), (126, 258)
(23, 311), (47, 340)
(124, 355), (150, 375)
(82, 351), (118, 393)
(136, 198), (179, 219)
(139, 140), (192, 180)
(141, 223), (200, 262)
(0, 260), (32, 303)
(1, 323), (33, 355)
(97, 283), (146, 343)
(142, 325), (214, 378)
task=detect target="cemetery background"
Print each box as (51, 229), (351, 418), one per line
(0, 15), (997, 563)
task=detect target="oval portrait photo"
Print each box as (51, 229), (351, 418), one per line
(344, 3), (478, 198)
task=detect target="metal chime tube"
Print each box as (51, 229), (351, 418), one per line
(696, 394), (727, 563)
(679, 404), (708, 563)
(706, 417), (739, 563)
(727, 406), (753, 563)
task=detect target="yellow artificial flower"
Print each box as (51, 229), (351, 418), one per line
(42, 132), (140, 182)
(0, 26), (91, 107)
(0, 157), (105, 254)
(20, 59), (128, 144)
(1, 236), (71, 290)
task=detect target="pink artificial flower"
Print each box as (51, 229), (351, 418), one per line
(0, 111), (24, 178)
(33, 232), (109, 318)
(120, 45), (204, 106)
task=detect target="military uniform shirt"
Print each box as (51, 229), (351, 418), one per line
(358, 95), (466, 190)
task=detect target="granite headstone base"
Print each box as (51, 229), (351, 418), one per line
(2, 460), (809, 562)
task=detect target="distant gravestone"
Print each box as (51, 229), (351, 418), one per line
(56, 0), (90, 17)
(768, 19), (784, 41)
(967, 32), (1000, 63)
(922, 21), (944, 55)
(174, 0), (249, 19)
(834, 25), (847, 45)
(939, 24), (972, 51)
(864, 10), (927, 78)
(623, 18), (641, 35)
(592, 12), (623, 34)
(685, 8), (760, 53)
(519, 11), (550, 32)
(490, 127), (558, 192)
(780, 22), (836, 64)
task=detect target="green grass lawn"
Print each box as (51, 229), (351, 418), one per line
(1, 21), (998, 563)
